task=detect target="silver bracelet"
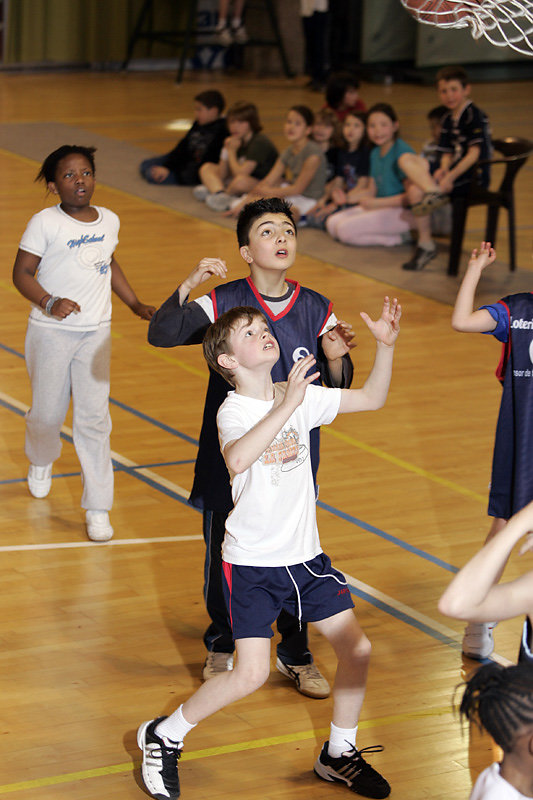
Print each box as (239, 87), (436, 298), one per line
(45, 295), (60, 316)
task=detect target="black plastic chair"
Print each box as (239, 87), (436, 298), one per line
(447, 137), (533, 276)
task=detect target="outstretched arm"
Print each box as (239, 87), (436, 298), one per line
(223, 355), (320, 475)
(110, 257), (155, 319)
(451, 242), (497, 332)
(438, 501), (533, 622)
(338, 297), (401, 414)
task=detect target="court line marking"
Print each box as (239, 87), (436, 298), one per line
(0, 705), (455, 794)
(0, 536), (203, 553)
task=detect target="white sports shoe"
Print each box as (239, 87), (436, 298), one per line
(192, 184), (209, 202)
(462, 622), (497, 659)
(85, 510), (114, 542)
(27, 463), (53, 498)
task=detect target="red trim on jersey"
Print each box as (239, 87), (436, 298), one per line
(495, 300), (511, 385)
(222, 561), (233, 629)
(245, 276), (301, 321)
(317, 301), (334, 338)
(210, 288), (219, 320)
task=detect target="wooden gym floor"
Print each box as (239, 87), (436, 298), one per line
(0, 68), (532, 800)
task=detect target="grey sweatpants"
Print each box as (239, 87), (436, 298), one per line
(24, 321), (113, 510)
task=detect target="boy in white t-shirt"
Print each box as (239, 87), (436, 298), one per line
(137, 298), (401, 800)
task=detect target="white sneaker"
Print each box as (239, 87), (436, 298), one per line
(85, 510), (114, 542)
(231, 23), (249, 44)
(202, 651), (234, 680)
(27, 463), (53, 498)
(216, 25), (233, 46)
(462, 622), (497, 660)
(206, 191), (232, 212)
(192, 184), (209, 202)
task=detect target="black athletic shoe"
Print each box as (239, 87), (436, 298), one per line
(402, 245), (437, 271)
(137, 716), (182, 799)
(314, 741), (391, 798)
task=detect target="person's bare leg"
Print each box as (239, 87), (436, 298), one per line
(313, 609), (370, 728)
(226, 174), (259, 195)
(398, 153), (440, 193)
(199, 161), (228, 194)
(182, 637), (271, 724)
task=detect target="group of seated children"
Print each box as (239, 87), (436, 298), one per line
(139, 66), (491, 273)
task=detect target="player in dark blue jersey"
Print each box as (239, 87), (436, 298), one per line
(451, 241), (533, 660)
(148, 198), (354, 694)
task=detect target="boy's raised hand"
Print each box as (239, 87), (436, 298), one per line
(360, 296), (401, 347)
(181, 257), (227, 296)
(283, 354), (320, 410)
(467, 241), (496, 273)
(322, 320), (356, 361)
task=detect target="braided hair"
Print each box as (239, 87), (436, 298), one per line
(460, 662), (533, 753)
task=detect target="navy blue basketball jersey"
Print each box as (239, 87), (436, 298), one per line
(190, 277), (337, 513)
(518, 616), (533, 667)
(488, 293), (533, 519)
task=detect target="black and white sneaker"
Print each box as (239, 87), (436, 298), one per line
(137, 716), (182, 799)
(314, 741), (390, 798)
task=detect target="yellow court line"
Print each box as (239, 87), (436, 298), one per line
(323, 427), (487, 505)
(140, 344), (207, 379)
(0, 706), (453, 794)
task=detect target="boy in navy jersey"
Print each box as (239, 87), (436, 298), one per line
(451, 241), (533, 659)
(138, 299), (400, 800)
(148, 198), (354, 693)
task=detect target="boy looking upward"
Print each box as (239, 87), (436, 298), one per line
(138, 298), (400, 800)
(148, 198), (354, 693)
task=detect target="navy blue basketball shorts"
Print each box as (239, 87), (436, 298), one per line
(222, 552), (354, 640)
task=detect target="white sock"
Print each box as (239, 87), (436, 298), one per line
(156, 704), (196, 745)
(231, 16), (242, 28)
(328, 722), (357, 758)
(419, 241), (436, 252)
(216, 17), (227, 30)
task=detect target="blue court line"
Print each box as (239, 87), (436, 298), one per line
(348, 583), (461, 648)
(0, 460), (196, 486)
(0, 339), (459, 573)
(109, 397), (199, 446)
(318, 500), (458, 574)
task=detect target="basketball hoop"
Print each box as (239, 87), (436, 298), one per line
(400, 0), (533, 56)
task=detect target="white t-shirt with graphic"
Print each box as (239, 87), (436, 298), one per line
(20, 205), (119, 331)
(217, 383), (341, 567)
(470, 763), (532, 799)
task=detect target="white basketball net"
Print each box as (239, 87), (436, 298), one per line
(400, 0), (533, 56)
